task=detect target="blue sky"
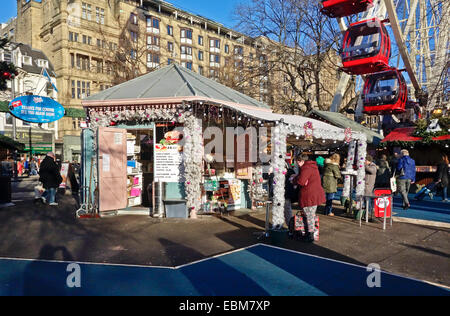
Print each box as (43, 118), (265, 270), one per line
(0, 0), (243, 28)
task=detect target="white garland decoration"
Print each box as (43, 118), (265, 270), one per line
(270, 122), (367, 229)
(342, 140), (357, 198)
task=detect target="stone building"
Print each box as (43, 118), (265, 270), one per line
(2, 0), (349, 140)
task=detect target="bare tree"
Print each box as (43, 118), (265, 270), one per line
(233, 0), (354, 114)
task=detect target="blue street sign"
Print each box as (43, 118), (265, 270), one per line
(9, 95), (65, 124)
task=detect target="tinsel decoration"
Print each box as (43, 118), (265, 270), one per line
(182, 115), (203, 218)
(87, 106), (187, 128)
(355, 140), (367, 198)
(271, 124), (288, 229)
(342, 140), (356, 198)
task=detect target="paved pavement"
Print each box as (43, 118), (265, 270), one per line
(0, 245), (447, 296)
(0, 182), (449, 290)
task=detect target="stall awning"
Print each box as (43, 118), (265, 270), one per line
(382, 127), (450, 143)
(65, 108), (87, 118)
(0, 134), (25, 151)
(306, 110), (383, 144)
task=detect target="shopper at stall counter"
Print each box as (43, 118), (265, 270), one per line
(39, 152), (63, 206)
(365, 155), (377, 196)
(396, 149), (416, 210)
(296, 154), (326, 243)
(322, 154), (342, 217)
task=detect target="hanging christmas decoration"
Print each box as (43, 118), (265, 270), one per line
(344, 128), (353, 143)
(304, 121), (314, 143)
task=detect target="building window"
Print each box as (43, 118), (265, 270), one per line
(73, 118), (80, 129)
(225, 44), (229, 54)
(198, 66), (204, 76)
(146, 16), (160, 33)
(198, 50), (204, 61)
(70, 53), (75, 68)
(167, 42), (174, 52)
(234, 46), (244, 55)
(82, 3), (92, 20)
(5, 113), (13, 125)
(130, 49), (137, 60)
(71, 80), (76, 98)
(181, 62), (193, 70)
(130, 31), (138, 43)
(210, 54), (220, 63)
(152, 18), (159, 29)
(147, 35), (160, 47)
(181, 29), (193, 40)
(167, 25), (173, 36)
(210, 39), (220, 49)
(147, 53), (160, 68)
(22, 56), (32, 65)
(77, 81), (81, 99)
(130, 13), (138, 25)
(37, 59), (49, 68)
(181, 46), (192, 57)
(198, 35), (203, 46)
(97, 7), (105, 24)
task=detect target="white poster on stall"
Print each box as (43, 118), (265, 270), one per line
(154, 126), (182, 182)
(103, 154), (110, 172)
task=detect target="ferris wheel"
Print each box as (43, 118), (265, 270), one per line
(324, 0), (449, 116)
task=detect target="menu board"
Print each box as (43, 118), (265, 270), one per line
(154, 125), (182, 182)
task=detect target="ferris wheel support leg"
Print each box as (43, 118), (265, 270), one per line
(383, 0), (421, 92)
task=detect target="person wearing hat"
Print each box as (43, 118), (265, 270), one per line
(39, 152), (62, 206)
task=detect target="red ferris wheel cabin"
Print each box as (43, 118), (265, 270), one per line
(362, 68), (408, 115)
(321, 0), (374, 18)
(341, 18), (391, 75)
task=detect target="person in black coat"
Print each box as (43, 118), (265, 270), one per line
(284, 167), (298, 227)
(39, 152), (62, 206)
(435, 154), (449, 202)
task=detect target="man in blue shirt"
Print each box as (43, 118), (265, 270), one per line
(397, 149), (416, 210)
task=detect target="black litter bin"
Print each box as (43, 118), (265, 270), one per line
(0, 176), (12, 203)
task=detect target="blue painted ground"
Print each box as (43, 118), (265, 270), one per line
(0, 245), (447, 296)
(393, 194), (450, 224)
(334, 189), (450, 224)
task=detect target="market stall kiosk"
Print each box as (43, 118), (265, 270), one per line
(80, 64), (368, 227)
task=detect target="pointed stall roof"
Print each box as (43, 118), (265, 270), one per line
(84, 64), (270, 109)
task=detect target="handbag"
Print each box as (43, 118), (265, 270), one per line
(390, 171), (397, 193)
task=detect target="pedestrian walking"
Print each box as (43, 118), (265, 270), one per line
(17, 159), (23, 177)
(30, 159), (38, 176)
(68, 163), (80, 209)
(396, 149), (416, 210)
(296, 154), (326, 243)
(322, 154), (341, 216)
(435, 154), (449, 202)
(284, 166), (298, 227)
(390, 152), (400, 176)
(39, 152), (63, 206)
(376, 154), (391, 188)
